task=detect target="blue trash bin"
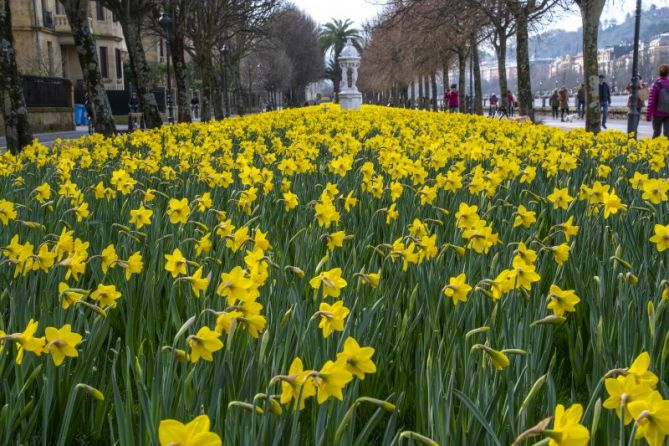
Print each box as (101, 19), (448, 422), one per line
(74, 104), (88, 126)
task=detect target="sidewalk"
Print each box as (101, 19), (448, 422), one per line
(2, 116), (659, 152)
(0, 125), (128, 151)
(539, 116), (654, 139)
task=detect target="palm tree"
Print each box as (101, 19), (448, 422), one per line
(320, 19), (361, 103)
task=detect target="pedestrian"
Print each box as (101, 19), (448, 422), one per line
(445, 84), (459, 112)
(506, 90), (515, 116)
(489, 93), (498, 117)
(625, 76), (647, 111)
(84, 93), (95, 135)
(549, 89), (559, 120)
(599, 74), (612, 129)
(495, 105), (508, 120)
(558, 86), (569, 122)
(646, 64), (669, 138)
(577, 84), (585, 119)
(190, 93), (200, 120)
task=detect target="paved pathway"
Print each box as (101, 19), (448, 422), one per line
(539, 116), (655, 139)
(2, 116), (661, 152)
(0, 125), (128, 152)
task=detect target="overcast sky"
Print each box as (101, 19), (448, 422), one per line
(291, 0), (669, 31)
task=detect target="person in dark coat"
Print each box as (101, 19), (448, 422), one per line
(549, 90), (559, 120)
(577, 84), (585, 119)
(599, 74), (612, 129)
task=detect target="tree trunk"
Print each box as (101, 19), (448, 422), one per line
(579, 0), (605, 133)
(211, 72), (223, 120)
(233, 58), (244, 116)
(197, 54), (212, 121)
(418, 76), (424, 109)
(495, 31), (509, 109)
(424, 75), (430, 109)
(514, 7), (534, 120)
(458, 50), (466, 113)
(430, 72), (438, 111)
(119, 12), (162, 128)
(334, 54), (341, 103)
(167, 28), (191, 123)
(61, 0), (116, 136)
(471, 36), (483, 115)
(442, 58), (449, 96)
(0, 0), (33, 154)
(410, 80), (415, 106)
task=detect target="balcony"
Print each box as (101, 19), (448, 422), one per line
(54, 14), (70, 33)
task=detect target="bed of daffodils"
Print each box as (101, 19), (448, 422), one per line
(1, 105), (669, 445)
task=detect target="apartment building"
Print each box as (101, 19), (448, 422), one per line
(11, 0), (127, 90)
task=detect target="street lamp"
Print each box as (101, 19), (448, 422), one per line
(627, 0), (642, 138)
(158, 11), (174, 124)
(539, 81), (543, 96)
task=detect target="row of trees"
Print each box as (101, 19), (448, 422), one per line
(1, 0), (329, 154)
(359, 0), (609, 132)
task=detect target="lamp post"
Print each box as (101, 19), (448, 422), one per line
(128, 81), (138, 132)
(627, 0), (642, 138)
(158, 11), (174, 124)
(539, 81), (543, 97)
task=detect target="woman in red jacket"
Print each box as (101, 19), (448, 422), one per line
(445, 84), (459, 113)
(646, 64), (669, 138)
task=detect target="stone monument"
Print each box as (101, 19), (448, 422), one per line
(338, 39), (363, 111)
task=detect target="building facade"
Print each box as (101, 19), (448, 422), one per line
(11, 0), (127, 90)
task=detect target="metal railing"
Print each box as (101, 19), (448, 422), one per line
(22, 76), (72, 108)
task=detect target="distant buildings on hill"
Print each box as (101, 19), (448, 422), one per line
(477, 33), (669, 95)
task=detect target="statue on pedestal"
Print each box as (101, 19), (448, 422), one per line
(338, 39), (363, 111)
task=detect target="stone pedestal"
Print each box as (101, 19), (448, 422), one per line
(339, 90), (362, 111)
(338, 39), (363, 111)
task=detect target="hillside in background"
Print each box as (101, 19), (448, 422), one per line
(520, 5), (669, 60)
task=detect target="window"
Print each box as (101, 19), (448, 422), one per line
(99, 46), (109, 78)
(96, 1), (105, 21)
(56, 2), (65, 14)
(115, 49), (122, 79)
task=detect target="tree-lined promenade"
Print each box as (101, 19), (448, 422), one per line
(1, 0), (666, 155)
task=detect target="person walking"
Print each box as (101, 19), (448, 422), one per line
(577, 84), (585, 119)
(489, 93), (498, 117)
(646, 64), (669, 138)
(599, 74), (612, 129)
(558, 86), (569, 122)
(507, 90), (515, 116)
(445, 84), (459, 112)
(549, 89), (559, 120)
(190, 93), (200, 120)
(626, 76), (647, 111)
